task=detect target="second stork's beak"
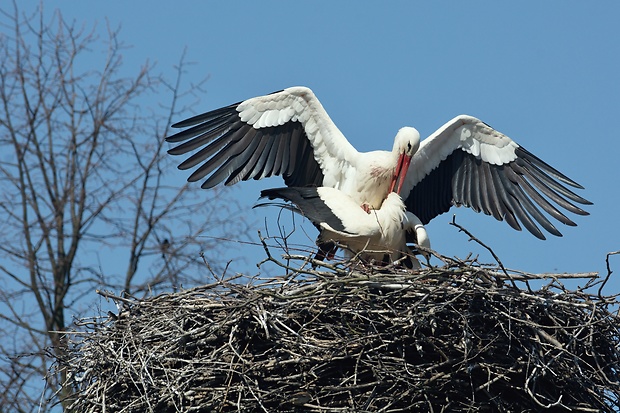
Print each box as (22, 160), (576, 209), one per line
(388, 153), (412, 194)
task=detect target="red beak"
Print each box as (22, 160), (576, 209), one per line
(388, 153), (412, 195)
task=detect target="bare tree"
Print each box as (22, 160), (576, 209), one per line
(0, 4), (248, 411)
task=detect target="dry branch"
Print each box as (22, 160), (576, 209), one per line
(56, 251), (620, 412)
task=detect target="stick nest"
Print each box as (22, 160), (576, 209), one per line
(60, 255), (620, 412)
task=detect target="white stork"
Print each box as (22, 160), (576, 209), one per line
(257, 187), (430, 268)
(166, 86), (591, 240)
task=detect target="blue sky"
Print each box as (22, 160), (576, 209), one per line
(26, 2), (620, 288)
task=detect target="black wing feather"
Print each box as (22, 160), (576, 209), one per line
(257, 187), (347, 233)
(166, 103), (324, 189)
(503, 166), (573, 228)
(201, 137), (263, 188)
(193, 128), (262, 186)
(480, 161), (504, 221)
(405, 145), (590, 238)
(170, 102), (242, 129)
(494, 165), (546, 239)
(225, 130), (271, 185)
(488, 165), (522, 232)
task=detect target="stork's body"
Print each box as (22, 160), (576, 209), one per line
(259, 187), (429, 268)
(322, 149), (398, 210)
(167, 86), (591, 241)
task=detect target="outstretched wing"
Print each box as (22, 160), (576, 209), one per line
(166, 87), (359, 189)
(402, 115), (591, 239)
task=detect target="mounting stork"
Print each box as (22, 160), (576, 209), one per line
(166, 86), (590, 240)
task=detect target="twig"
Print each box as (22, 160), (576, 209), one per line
(450, 215), (521, 290)
(600, 250), (620, 298)
(96, 290), (135, 306)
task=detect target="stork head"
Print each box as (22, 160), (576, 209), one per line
(389, 127), (420, 194)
